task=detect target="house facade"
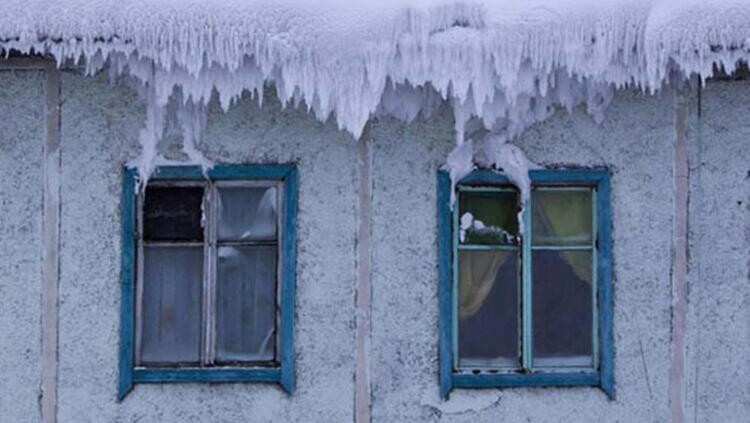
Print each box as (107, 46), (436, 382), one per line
(0, 59), (747, 422)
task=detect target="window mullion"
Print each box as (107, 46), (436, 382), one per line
(451, 201), (460, 370)
(134, 190), (145, 366)
(521, 197), (533, 372)
(201, 182), (216, 366)
(591, 187), (599, 370)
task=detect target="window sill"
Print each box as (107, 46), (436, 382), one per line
(120, 366), (292, 400)
(448, 371), (613, 399)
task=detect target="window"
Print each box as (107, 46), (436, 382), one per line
(437, 169), (613, 399)
(119, 165), (297, 399)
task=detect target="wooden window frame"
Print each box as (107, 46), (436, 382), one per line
(437, 168), (614, 399)
(119, 165), (298, 399)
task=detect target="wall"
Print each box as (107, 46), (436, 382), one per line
(684, 81), (750, 422)
(0, 70), (45, 423)
(0, 66), (747, 422)
(55, 73), (358, 422)
(370, 90), (677, 422)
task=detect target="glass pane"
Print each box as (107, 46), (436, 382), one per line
(459, 191), (518, 245)
(532, 189), (592, 246)
(143, 186), (204, 241)
(532, 250), (593, 367)
(140, 246), (203, 365)
(217, 187), (277, 242)
(216, 246), (277, 363)
(458, 250), (519, 368)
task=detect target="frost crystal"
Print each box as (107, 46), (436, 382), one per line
(1, 0), (749, 181)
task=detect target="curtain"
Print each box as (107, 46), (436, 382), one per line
(458, 250), (510, 319)
(534, 191), (593, 284)
(458, 189), (593, 321)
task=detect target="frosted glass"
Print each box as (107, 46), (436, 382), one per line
(458, 250), (519, 368)
(216, 246), (277, 363)
(140, 246), (203, 365)
(217, 187), (277, 242)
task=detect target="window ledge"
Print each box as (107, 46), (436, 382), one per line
(449, 371), (613, 399)
(134, 367), (283, 384)
(119, 366), (292, 400)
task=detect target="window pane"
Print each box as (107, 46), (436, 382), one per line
(532, 189), (592, 246)
(140, 246), (203, 365)
(216, 246), (277, 363)
(459, 191), (518, 245)
(143, 186), (204, 241)
(217, 187), (277, 242)
(458, 250), (519, 368)
(532, 250), (593, 367)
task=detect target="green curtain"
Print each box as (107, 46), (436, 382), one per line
(458, 250), (509, 319)
(458, 190), (592, 321)
(534, 192), (592, 285)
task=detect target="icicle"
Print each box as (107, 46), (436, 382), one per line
(442, 140), (474, 207)
(447, 132), (540, 235)
(133, 88), (167, 189)
(1, 0), (749, 172)
(178, 100), (214, 176)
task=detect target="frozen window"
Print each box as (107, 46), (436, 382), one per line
(137, 183), (280, 367)
(438, 169), (613, 399)
(120, 165), (298, 398)
(456, 186), (594, 369)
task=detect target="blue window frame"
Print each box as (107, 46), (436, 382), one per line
(437, 168), (613, 399)
(119, 165), (298, 399)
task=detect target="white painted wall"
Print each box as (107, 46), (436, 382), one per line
(0, 68), (747, 422)
(685, 81), (750, 422)
(369, 89), (677, 421)
(0, 70), (45, 423)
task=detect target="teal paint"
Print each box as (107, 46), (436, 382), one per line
(437, 170), (454, 399)
(458, 245), (518, 251)
(596, 172), (615, 400)
(437, 168), (614, 399)
(118, 164), (298, 398)
(149, 164), (296, 180)
(521, 198), (533, 369)
(117, 169), (136, 400)
(118, 167), (137, 401)
(133, 368), (281, 384)
(280, 166), (298, 395)
(452, 372), (600, 388)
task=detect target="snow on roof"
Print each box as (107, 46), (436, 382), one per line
(2, 0), (750, 180)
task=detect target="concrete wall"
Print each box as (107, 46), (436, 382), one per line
(369, 90), (677, 422)
(54, 72), (358, 422)
(0, 66), (747, 422)
(684, 81), (750, 422)
(0, 70), (45, 423)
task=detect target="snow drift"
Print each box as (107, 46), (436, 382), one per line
(2, 0), (750, 183)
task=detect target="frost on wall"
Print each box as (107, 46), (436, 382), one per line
(2, 0), (750, 186)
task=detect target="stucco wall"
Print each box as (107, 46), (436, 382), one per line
(370, 90), (677, 422)
(0, 68), (748, 422)
(55, 72), (358, 422)
(684, 81), (750, 422)
(0, 70), (45, 423)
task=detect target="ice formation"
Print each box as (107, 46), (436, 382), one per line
(2, 0), (750, 186)
(459, 212), (515, 245)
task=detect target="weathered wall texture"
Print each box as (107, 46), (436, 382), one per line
(0, 67), (748, 422)
(684, 81), (750, 423)
(370, 90), (677, 422)
(55, 72), (358, 422)
(0, 70), (45, 423)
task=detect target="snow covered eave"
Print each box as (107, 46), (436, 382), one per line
(2, 0), (750, 184)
